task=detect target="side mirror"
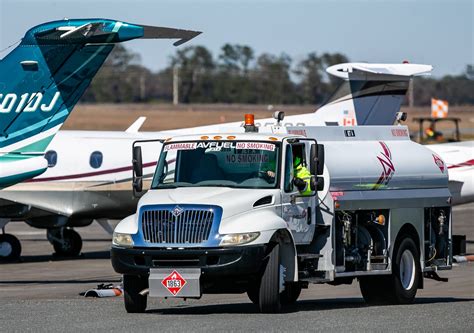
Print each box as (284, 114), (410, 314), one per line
(133, 146), (143, 177)
(316, 144), (325, 175)
(132, 146), (143, 196)
(133, 177), (143, 196)
(310, 176), (324, 192)
(316, 176), (324, 191)
(310, 144), (317, 175)
(310, 144), (324, 175)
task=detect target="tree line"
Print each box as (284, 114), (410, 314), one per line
(82, 44), (474, 106)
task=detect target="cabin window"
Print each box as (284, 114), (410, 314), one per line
(44, 150), (57, 168)
(89, 151), (103, 169)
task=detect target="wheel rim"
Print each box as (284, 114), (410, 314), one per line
(61, 239), (72, 252)
(0, 241), (13, 257)
(399, 249), (415, 290)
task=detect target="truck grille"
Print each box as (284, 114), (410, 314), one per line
(141, 208), (214, 244)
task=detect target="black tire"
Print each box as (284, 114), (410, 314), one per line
(52, 229), (82, 257)
(359, 237), (420, 305)
(389, 237), (420, 304)
(123, 275), (148, 313)
(247, 286), (259, 305)
(359, 275), (391, 305)
(258, 244), (282, 313)
(0, 234), (22, 262)
(281, 282), (302, 305)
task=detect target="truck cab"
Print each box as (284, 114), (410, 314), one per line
(111, 118), (452, 313)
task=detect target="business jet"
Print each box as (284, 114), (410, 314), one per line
(0, 18), (201, 259)
(1, 62), (445, 260)
(428, 141), (474, 205)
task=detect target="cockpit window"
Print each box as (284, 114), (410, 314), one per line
(44, 150), (57, 168)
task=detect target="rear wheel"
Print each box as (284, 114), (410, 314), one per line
(123, 275), (148, 313)
(390, 237), (420, 304)
(359, 275), (391, 304)
(0, 234), (22, 262)
(359, 237), (420, 305)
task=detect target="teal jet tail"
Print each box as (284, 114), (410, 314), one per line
(0, 18), (200, 188)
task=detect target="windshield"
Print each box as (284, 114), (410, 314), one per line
(151, 141), (280, 189)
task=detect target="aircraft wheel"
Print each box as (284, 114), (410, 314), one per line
(52, 229), (83, 257)
(0, 233), (22, 262)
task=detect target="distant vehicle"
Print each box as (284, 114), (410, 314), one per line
(412, 117), (461, 143)
(0, 63), (435, 260)
(0, 18), (201, 260)
(111, 115), (452, 313)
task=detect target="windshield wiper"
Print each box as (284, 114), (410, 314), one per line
(156, 184), (178, 189)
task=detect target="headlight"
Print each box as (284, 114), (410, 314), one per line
(220, 232), (260, 246)
(112, 232), (134, 247)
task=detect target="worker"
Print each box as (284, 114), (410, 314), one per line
(264, 150), (312, 195)
(292, 154), (312, 195)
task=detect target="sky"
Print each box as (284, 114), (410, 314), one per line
(0, 0), (472, 77)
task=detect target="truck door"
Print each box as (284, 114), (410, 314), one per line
(281, 141), (316, 244)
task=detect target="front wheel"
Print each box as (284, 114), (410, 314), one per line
(281, 282), (302, 305)
(257, 243), (282, 313)
(52, 229), (82, 257)
(123, 275), (148, 313)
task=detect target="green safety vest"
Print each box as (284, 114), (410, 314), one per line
(295, 164), (312, 195)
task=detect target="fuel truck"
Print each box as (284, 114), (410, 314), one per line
(111, 114), (452, 313)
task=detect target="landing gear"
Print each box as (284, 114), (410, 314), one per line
(47, 228), (83, 257)
(0, 233), (21, 261)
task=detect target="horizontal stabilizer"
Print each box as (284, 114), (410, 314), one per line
(24, 19), (201, 46)
(316, 62), (434, 126)
(327, 63), (433, 80)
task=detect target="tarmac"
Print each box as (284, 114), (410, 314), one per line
(0, 203), (473, 331)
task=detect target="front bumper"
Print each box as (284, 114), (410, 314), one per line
(111, 245), (268, 293)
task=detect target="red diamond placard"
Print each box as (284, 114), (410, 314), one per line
(161, 270), (187, 296)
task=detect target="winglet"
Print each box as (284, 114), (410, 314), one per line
(126, 117), (147, 133)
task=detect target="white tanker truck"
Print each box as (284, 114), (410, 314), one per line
(111, 114), (452, 313)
